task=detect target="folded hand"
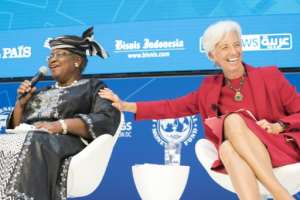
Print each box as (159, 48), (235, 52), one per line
(33, 121), (63, 134)
(256, 119), (284, 134)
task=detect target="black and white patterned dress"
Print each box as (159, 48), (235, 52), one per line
(0, 78), (120, 200)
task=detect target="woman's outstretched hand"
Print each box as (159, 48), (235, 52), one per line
(98, 88), (137, 113)
(98, 88), (124, 111)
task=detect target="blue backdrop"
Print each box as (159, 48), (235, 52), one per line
(1, 0), (300, 30)
(0, 0), (300, 199)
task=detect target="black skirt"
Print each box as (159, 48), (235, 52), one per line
(0, 131), (85, 200)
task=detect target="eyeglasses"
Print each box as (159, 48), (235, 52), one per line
(47, 51), (73, 61)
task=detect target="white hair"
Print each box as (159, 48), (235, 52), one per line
(202, 20), (242, 58)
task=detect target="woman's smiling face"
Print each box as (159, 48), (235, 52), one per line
(48, 49), (81, 83)
(209, 31), (244, 76)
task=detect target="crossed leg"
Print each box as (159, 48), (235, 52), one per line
(219, 113), (294, 200)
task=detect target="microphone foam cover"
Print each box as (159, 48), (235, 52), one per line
(39, 66), (48, 76)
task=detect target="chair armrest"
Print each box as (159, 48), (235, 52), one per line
(67, 112), (125, 197)
(195, 139), (218, 171)
(195, 139), (236, 193)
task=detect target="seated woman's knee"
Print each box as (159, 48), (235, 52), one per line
(224, 113), (244, 129)
(219, 140), (236, 162)
(223, 113), (247, 139)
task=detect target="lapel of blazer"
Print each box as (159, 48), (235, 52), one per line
(205, 73), (223, 118)
(203, 64), (269, 120)
(246, 64), (268, 120)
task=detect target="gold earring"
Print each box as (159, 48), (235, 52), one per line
(74, 63), (79, 68)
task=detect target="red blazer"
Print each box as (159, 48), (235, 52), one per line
(136, 64), (300, 148)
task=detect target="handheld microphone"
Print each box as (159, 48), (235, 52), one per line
(18, 66), (48, 99)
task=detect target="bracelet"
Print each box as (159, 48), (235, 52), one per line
(277, 120), (288, 132)
(59, 119), (68, 135)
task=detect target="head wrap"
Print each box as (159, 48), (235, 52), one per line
(49, 27), (109, 59)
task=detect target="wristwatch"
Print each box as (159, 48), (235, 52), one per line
(277, 120), (288, 132)
(59, 119), (68, 135)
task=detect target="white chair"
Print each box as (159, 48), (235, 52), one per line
(67, 112), (124, 198)
(132, 163), (190, 200)
(195, 138), (300, 200)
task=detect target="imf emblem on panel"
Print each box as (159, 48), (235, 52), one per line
(152, 116), (198, 165)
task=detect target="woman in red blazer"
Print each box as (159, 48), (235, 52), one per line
(99, 20), (299, 200)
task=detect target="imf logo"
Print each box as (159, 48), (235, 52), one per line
(152, 115), (198, 146)
(0, 107), (13, 133)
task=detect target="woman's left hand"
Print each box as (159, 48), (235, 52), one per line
(256, 119), (284, 134)
(33, 121), (63, 134)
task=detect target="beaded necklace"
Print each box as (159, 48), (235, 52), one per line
(225, 76), (245, 102)
(54, 80), (78, 89)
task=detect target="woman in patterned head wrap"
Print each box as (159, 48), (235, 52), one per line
(0, 27), (120, 200)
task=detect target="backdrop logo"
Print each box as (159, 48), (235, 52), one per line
(242, 33), (292, 51)
(120, 120), (132, 138)
(0, 45), (31, 59)
(152, 115), (198, 146)
(114, 38), (185, 59)
(0, 107), (13, 133)
(199, 33), (292, 52)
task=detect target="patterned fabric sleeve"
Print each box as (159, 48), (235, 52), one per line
(75, 79), (121, 139)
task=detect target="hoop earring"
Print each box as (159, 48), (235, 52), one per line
(74, 63), (79, 68)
